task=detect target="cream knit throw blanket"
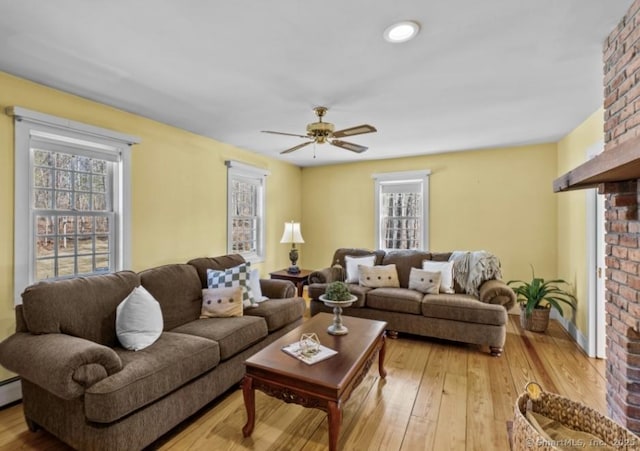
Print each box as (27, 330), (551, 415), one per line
(449, 251), (502, 297)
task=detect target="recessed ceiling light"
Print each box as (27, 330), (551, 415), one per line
(383, 21), (420, 43)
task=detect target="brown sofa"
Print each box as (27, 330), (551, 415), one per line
(308, 248), (516, 356)
(0, 254), (305, 451)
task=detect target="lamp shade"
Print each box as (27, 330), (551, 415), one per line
(280, 222), (304, 244)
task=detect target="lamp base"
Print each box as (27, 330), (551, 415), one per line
(287, 265), (301, 274)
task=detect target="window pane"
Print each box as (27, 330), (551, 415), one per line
(34, 168), (52, 188)
(36, 259), (54, 280)
(34, 189), (52, 209)
(229, 172), (263, 258)
(93, 174), (106, 192)
(55, 153), (73, 170)
(95, 252), (110, 272)
(55, 191), (72, 210)
(34, 150), (53, 167)
(78, 255), (93, 274)
(56, 170), (72, 190)
(75, 192), (91, 210)
(57, 257), (75, 277)
(380, 189), (423, 250)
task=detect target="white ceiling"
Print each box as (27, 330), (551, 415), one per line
(0, 1), (633, 167)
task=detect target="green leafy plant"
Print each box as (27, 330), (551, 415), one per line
(507, 267), (577, 318)
(324, 281), (352, 302)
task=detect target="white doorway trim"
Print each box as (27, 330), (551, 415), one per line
(586, 139), (606, 358)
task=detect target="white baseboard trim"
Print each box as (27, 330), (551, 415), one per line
(0, 378), (22, 407)
(550, 310), (591, 356)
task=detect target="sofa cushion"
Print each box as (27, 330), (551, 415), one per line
(359, 264), (400, 288)
(381, 250), (431, 288)
(139, 264), (203, 331)
(366, 287), (423, 314)
(308, 283), (371, 308)
(171, 316), (268, 360)
(243, 297), (305, 332)
(21, 271), (140, 347)
(84, 331), (220, 423)
(422, 294), (507, 326)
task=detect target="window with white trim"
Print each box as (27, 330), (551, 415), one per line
(11, 107), (139, 303)
(373, 170), (431, 251)
(226, 160), (269, 262)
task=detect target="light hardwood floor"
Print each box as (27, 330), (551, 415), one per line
(0, 315), (606, 451)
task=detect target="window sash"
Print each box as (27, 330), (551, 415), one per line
(373, 170), (430, 251)
(12, 106), (138, 304)
(226, 160), (268, 262)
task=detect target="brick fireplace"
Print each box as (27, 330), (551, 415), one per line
(555, 0), (640, 433)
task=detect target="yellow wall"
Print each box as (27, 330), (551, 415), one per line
(556, 109), (604, 334)
(0, 71), (302, 381)
(301, 143), (559, 284)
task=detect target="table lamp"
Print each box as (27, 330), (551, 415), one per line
(280, 221), (304, 274)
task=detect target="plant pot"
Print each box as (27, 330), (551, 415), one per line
(520, 306), (550, 332)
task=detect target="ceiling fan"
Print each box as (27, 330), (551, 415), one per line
(262, 106), (377, 154)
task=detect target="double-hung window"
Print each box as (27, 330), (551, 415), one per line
(11, 107), (139, 303)
(226, 160), (269, 262)
(373, 170), (431, 251)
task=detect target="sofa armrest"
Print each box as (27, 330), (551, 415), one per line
(260, 279), (296, 298)
(479, 279), (516, 310)
(308, 267), (344, 285)
(0, 332), (122, 400)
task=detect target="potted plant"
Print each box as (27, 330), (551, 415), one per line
(322, 281), (353, 302)
(508, 268), (577, 333)
(319, 281), (357, 335)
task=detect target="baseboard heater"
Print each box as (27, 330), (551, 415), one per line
(0, 377), (22, 407)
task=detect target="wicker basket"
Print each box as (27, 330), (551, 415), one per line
(512, 388), (639, 450)
(519, 306), (550, 332)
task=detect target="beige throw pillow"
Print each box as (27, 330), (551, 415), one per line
(359, 264), (400, 288)
(408, 268), (441, 294)
(201, 287), (243, 318)
(422, 260), (455, 294)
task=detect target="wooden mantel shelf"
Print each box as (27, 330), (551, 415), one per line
(554, 134), (640, 192)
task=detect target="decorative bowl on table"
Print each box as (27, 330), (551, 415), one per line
(319, 294), (357, 335)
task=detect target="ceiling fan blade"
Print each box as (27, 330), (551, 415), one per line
(332, 124), (377, 138)
(280, 140), (314, 154)
(262, 130), (310, 139)
(330, 139), (368, 153)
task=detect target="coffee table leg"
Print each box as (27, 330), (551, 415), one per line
(242, 375), (255, 437)
(378, 334), (387, 378)
(327, 400), (342, 451)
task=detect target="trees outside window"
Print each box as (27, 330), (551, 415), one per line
(226, 161), (269, 262)
(373, 170), (430, 251)
(12, 107), (138, 303)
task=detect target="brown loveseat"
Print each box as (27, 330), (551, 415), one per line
(0, 254), (305, 451)
(308, 248), (516, 356)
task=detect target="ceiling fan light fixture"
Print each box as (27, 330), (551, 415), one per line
(383, 21), (420, 43)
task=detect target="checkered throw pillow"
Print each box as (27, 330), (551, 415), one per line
(207, 262), (256, 308)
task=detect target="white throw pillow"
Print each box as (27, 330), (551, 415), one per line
(344, 255), (376, 283)
(116, 286), (163, 351)
(422, 260), (455, 294)
(249, 268), (269, 303)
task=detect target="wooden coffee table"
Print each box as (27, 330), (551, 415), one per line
(242, 312), (387, 451)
